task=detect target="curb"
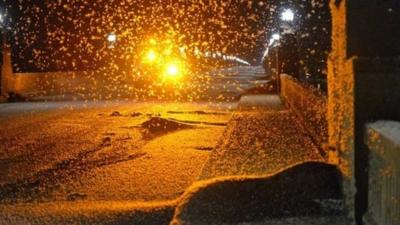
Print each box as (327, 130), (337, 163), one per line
(238, 94), (285, 111)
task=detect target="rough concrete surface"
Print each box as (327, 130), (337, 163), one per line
(0, 101), (233, 204)
(200, 110), (323, 180)
(171, 162), (345, 225)
(0, 200), (175, 225)
(280, 75), (328, 154)
(0, 98), (347, 225)
(234, 216), (349, 225)
(364, 120), (400, 225)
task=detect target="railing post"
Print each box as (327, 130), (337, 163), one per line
(328, 0), (400, 224)
(365, 121), (400, 225)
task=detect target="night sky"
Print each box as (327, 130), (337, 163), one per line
(1, 0), (333, 73)
(1, 0), (273, 72)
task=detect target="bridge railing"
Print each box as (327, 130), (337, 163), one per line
(280, 74), (328, 157)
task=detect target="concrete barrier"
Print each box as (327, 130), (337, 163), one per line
(364, 120), (400, 225)
(12, 71), (100, 97)
(329, 1), (400, 222)
(353, 58), (400, 225)
(280, 74), (328, 157)
(9, 71), (140, 100)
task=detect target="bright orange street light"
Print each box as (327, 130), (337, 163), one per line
(163, 60), (185, 81)
(166, 63), (180, 77)
(145, 49), (157, 62)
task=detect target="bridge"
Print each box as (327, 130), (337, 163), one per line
(0, 1), (400, 225)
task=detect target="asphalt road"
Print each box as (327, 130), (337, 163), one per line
(0, 66), (269, 203)
(0, 101), (237, 203)
(0, 66), (349, 225)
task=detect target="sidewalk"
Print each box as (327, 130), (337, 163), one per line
(0, 96), (348, 225)
(169, 94), (348, 225)
(200, 94), (323, 180)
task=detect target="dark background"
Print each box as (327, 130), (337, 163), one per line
(1, 0), (333, 75)
(1, 0), (270, 72)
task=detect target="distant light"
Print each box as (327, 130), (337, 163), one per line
(281, 9), (295, 22)
(194, 47), (200, 56)
(107, 33), (117, 43)
(272, 33), (280, 41)
(0, 14), (3, 23)
(164, 61), (183, 79)
(145, 49), (157, 62)
(269, 33), (281, 47)
(166, 64), (179, 77)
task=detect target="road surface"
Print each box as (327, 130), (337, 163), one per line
(0, 66), (349, 225)
(0, 66), (268, 203)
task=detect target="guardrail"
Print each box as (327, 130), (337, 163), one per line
(364, 121), (400, 225)
(12, 71), (100, 97)
(9, 71), (139, 100)
(280, 74), (328, 157)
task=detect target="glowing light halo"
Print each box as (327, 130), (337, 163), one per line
(162, 59), (186, 82)
(145, 49), (158, 62)
(281, 9), (295, 22)
(166, 64), (179, 77)
(107, 32), (117, 43)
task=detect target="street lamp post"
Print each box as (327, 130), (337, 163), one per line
(270, 34), (280, 76)
(278, 8), (295, 75)
(0, 13), (13, 99)
(0, 13), (6, 98)
(0, 13), (9, 50)
(271, 33), (281, 92)
(274, 8), (295, 92)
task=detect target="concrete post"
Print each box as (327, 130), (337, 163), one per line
(328, 1), (355, 222)
(328, 0), (400, 224)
